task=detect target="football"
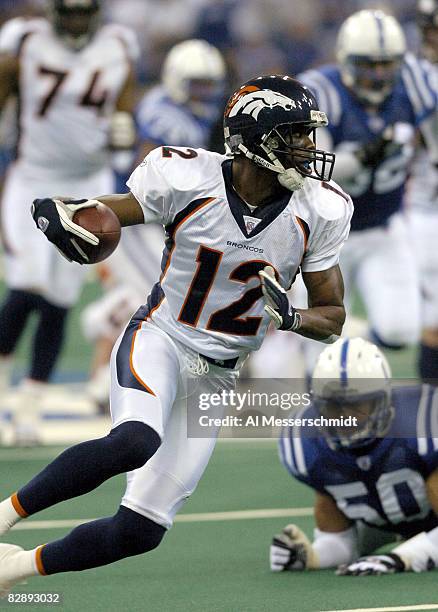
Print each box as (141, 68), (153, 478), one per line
(73, 203), (121, 264)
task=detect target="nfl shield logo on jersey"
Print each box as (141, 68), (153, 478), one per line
(243, 215), (262, 234)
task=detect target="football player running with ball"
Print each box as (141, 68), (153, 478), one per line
(271, 338), (438, 576)
(0, 76), (352, 593)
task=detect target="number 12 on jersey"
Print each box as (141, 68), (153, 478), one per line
(178, 245), (273, 336)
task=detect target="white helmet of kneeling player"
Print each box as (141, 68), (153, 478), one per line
(311, 337), (394, 450)
(162, 39), (226, 119)
(336, 9), (406, 106)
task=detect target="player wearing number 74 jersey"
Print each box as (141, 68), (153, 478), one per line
(0, 0), (138, 442)
(0, 75), (352, 592)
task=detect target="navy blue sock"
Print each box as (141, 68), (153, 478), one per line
(419, 343), (438, 385)
(0, 290), (39, 355)
(17, 421), (160, 515)
(30, 298), (69, 382)
(41, 505), (166, 574)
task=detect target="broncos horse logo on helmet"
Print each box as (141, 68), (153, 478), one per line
(223, 75), (335, 186)
(228, 90), (297, 120)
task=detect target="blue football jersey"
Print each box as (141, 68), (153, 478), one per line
(136, 85), (216, 149)
(280, 385), (438, 538)
(299, 55), (438, 231)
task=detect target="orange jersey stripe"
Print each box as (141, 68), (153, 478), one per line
(129, 322), (156, 396)
(145, 294), (165, 321)
(161, 197), (216, 281)
(35, 545), (47, 576)
(11, 492), (28, 518)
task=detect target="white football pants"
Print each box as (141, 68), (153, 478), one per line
(110, 317), (238, 529)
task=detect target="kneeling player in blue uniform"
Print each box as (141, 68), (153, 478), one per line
(271, 338), (438, 575)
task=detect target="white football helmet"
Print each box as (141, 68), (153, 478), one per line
(336, 10), (406, 105)
(162, 39), (226, 119)
(312, 338), (393, 450)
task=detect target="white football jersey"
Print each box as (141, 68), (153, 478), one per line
(127, 147), (353, 360)
(0, 17), (138, 178)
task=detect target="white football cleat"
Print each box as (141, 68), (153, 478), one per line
(0, 544), (37, 598)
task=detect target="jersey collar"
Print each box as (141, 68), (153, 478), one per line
(221, 159), (292, 239)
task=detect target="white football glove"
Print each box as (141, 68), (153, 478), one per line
(270, 524), (318, 571)
(259, 266), (302, 331)
(32, 198), (100, 264)
(336, 553), (406, 576)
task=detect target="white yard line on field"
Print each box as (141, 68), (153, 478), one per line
(321, 605), (438, 612)
(0, 438), (276, 462)
(12, 506), (313, 531)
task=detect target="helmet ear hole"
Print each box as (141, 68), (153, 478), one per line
(265, 135), (280, 150)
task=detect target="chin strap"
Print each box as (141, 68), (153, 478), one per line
(237, 143), (307, 192)
(277, 168), (306, 191)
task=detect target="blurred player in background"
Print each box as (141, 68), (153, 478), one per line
(0, 75), (352, 590)
(0, 0), (138, 442)
(299, 10), (438, 365)
(82, 39), (226, 409)
(271, 338), (438, 576)
(407, 0), (438, 385)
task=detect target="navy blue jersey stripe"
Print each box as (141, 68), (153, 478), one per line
(165, 197), (215, 239)
(116, 316), (155, 395)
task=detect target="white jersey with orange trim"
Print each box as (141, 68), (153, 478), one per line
(127, 147), (353, 360)
(0, 16), (138, 178)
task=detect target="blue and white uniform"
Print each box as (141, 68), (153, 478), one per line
(299, 55), (438, 346)
(280, 385), (438, 541)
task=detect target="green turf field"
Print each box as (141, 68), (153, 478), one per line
(1, 442), (437, 612)
(0, 282), (429, 611)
